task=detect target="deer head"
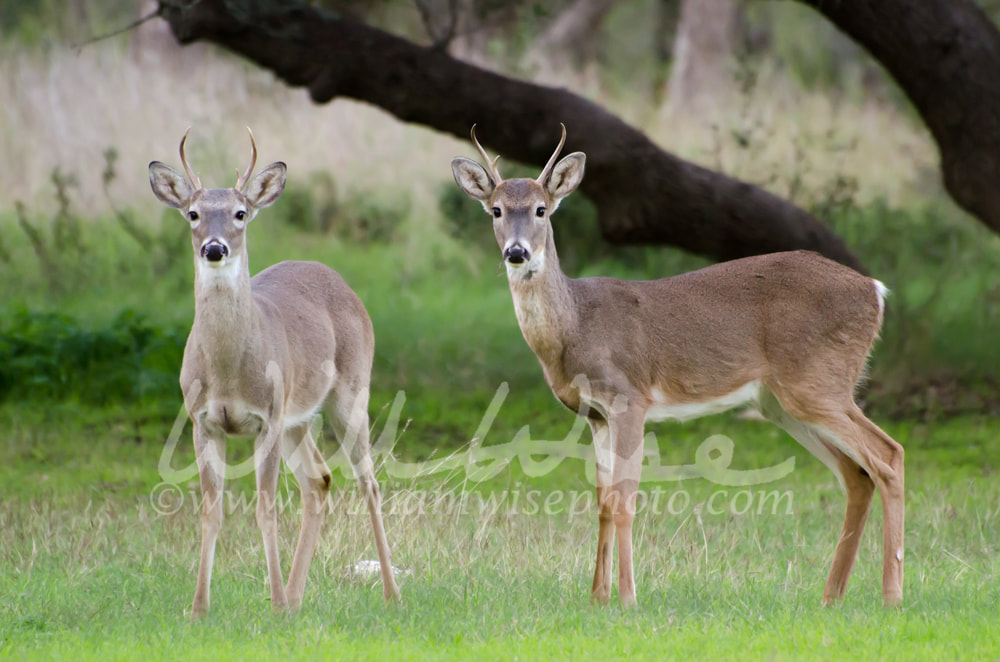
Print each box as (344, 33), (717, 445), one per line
(148, 128), (287, 269)
(451, 124), (585, 280)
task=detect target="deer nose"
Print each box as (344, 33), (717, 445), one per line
(201, 241), (229, 262)
(504, 244), (529, 264)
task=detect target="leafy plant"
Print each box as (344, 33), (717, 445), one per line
(0, 308), (186, 405)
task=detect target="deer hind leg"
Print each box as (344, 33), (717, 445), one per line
(327, 382), (400, 602)
(191, 424), (226, 619)
(255, 420), (288, 612)
(822, 407), (905, 607)
(760, 389), (903, 606)
(821, 452), (875, 604)
(589, 418), (615, 605)
(758, 388), (873, 602)
(281, 422), (333, 610)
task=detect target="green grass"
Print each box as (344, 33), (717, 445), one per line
(1, 403), (997, 659)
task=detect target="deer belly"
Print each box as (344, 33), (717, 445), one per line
(646, 381), (761, 423)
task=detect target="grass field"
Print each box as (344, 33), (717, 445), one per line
(1, 403), (997, 660)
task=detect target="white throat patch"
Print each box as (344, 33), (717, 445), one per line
(195, 251), (244, 290)
(505, 248), (545, 282)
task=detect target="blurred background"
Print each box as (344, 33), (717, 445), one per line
(1, 0), (998, 450)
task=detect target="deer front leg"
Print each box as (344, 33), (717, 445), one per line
(608, 407), (645, 608)
(255, 419), (288, 612)
(331, 383), (400, 602)
(589, 418), (615, 605)
(192, 423), (226, 619)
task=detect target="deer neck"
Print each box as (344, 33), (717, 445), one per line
(191, 252), (259, 368)
(506, 231), (577, 366)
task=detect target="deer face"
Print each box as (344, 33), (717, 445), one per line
(487, 179), (554, 273)
(452, 125), (585, 281)
(148, 129), (286, 271)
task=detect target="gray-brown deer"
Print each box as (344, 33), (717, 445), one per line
(451, 124), (904, 607)
(149, 129), (400, 618)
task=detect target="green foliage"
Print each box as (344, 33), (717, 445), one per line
(5, 189), (191, 304)
(0, 308), (185, 405)
(827, 200), (1000, 417)
(277, 172), (406, 242)
(0, 0), (142, 46)
(0, 0), (52, 43)
(438, 177), (493, 252)
(3, 185), (998, 420)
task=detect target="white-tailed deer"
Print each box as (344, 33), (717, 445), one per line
(452, 125), (904, 607)
(149, 129), (400, 618)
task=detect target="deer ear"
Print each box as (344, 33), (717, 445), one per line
(452, 157), (495, 201)
(544, 152), (585, 202)
(245, 162), (287, 210)
(148, 161), (193, 209)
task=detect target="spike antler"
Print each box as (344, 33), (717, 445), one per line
(234, 127), (258, 191)
(179, 127), (203, 191)
(470, 124), (503, 184)
(536, 123), (567, 185)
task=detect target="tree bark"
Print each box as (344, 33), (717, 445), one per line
(799, 0), (1000, 234)
(523, 0), (623, 74)
(157, 0), (865, 271)
(664, 0), (739, 117)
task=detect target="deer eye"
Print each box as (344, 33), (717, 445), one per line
(235, 210), (246, 221)
(188, 211), (199, 221)
(492, 207), (502, 218)
(536, 207), (546, 218)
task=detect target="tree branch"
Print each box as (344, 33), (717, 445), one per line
(799, 0), (1000, 234)
(74, 5), (161, 50)
(157, 0), (866, 272)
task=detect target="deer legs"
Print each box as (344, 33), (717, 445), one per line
(189, 420), (291, 618)
(762, 387), (905, 606)
(820, 408), (905, 606)
(328, 383), (400, 602)
(609, 410), (644, 607)
(590, 407), (644, 608)
(282, 424), (332, 610)
(191, 426), (226, 619)
(590, 419), (614, 605)
(822, 452), (876, 604)
(255, 420), (289, 611)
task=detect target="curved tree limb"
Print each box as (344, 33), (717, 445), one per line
(800, 0), (1000, 233)
(157, 0), (866, 271)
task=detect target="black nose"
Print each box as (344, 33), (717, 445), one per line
(202, 243), (228, 262)
(504, 245), (529, 264)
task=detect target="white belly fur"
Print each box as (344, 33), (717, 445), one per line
(643, 381), (862, 490)
(646, 381), (762, 423)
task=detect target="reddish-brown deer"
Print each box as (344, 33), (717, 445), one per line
(149, 129), (400, 618)
(451, 124), (904, 607)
